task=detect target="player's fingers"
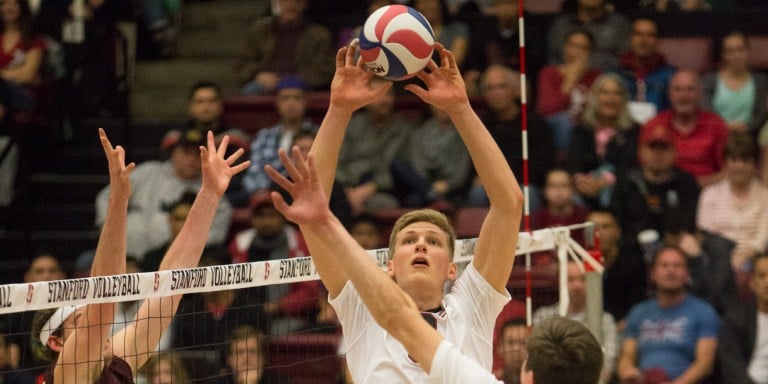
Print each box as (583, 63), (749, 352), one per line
(231, 160), (251, 175)
(217, 134), (230, 157)
(346, 39), (359, 66)
(278, 148), (303, 182)
(336, 47), (347, 68)
(265, 164), (294, 192)
(290, 146), (310, 176)
(269, 190), (291, 215)
(404, 83), (427, 100)
(225, 147), (245, 165)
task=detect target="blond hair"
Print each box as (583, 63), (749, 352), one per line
(388, 209), (455, 259)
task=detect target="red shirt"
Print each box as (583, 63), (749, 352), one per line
(642, 110), (728, 177)
(0, 34), (45, 70)
(536, 65), (602, 117)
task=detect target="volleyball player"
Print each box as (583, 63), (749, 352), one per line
(276, 41), (524, 382)
(32, 130), (249, 383)
(267, 148), (603, 384)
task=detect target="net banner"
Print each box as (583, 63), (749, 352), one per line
(0, 227), (563, 314)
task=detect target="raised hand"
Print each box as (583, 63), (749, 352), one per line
(405, 43), (469, 111)
(264, 147), (332, 226)
(329, 39), (393, 112)
(99, 128), (135, 201)
(200, 131), (250, 196)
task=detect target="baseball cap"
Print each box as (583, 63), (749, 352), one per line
(640, 125), (675, 147)
(39, 304), (87, 344)
(161, 128), (206, 150)
(276, 75), (308, 92)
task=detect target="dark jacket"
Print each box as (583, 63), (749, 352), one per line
(718, 301), (759, 384)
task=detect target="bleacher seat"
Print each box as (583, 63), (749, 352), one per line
(657, 37), (713, 73)
(267, 333), (343, 384)
(453, 207), (489, 238)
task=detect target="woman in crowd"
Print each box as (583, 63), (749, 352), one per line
(567, 73), (639, 208)
(702, 31), (768, 135)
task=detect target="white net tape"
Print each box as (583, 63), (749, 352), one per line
(0, 226), (596, 315)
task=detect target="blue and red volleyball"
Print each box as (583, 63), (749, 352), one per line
(358, 5), (435, 81)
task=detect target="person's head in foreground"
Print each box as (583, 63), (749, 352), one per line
(521, 317), (603, 384)
(31, 304), (86, 362)
(225, 325), (266, 382)
(143, 352), (189, 384)
(387, 209), (457, 307)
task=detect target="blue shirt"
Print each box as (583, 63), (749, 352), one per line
(623, 294), (719, 380)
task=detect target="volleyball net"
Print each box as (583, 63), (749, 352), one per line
(0, 223), (600, 382)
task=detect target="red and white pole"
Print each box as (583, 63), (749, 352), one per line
(517, 0), (533, 327)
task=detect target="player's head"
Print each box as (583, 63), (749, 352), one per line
(225, 325), (266, 378)
(521, 317), (602, 384)
(144, 351), (189, 384)
(31, 304), (87, 361)
(387, 209), (457, 296)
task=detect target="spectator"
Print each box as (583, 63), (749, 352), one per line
(391, 105), (471, 207)
(141, 0), (181, 58)
(617, 245), (719, 384)
(2, 252), (66, 373)
(141, 352), (189, 384)
(336, 78), (412, 214)
(462, 0), (520, 96)
(537, 28), (602, 154)
(0, 0), (44, 112)
(589, 209), (646, 323)
(533, 260), (619, 384)
(0, 332), (33, 383)
(411, 0), (470, 68)
(703, 31), (768, 135)
(532, 168), (590, 229)
(610, 123), (700, 243)
(568, 73), (639, 208)
(242, 76), (318, 196)
(236, 0), (334, 94)
(172, 256), (270, 350)
(546, 0), (630, 71)
(615, 17), (676, 118)
(141, 191), (228, 272)
(468, 64), (553, 210)
(641, 69), (730, 186)
(494, 318), (528, 384)
(95, 128), (233, 260)
(211, 325), (289, 384)
(761, 121), (768, 184)
(229, 191), (319, 335)
(160, 83), (251, 207)
(718, 252), (768, 384)
(697, 132), (768, 273)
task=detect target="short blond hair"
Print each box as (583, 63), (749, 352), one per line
(388, 209), (455, 259)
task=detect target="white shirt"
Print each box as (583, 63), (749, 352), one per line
(329, 263), (510, 383)
(748, 311), (768, 384)
(429, 340), (504, 384)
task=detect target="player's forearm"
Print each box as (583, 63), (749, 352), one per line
(309, 105), (355, 197)
(91, 197), (129, 277)
(159, 187), (219, 271)
(302, 214), (416, 321)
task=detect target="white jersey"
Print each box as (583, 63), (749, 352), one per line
(429, 340), (504, 384)
(329, 263), (510, 383)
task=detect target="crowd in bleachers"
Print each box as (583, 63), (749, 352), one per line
(2, 0), (768, 382)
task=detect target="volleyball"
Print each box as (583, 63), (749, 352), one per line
(358, 4), (435, 81)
